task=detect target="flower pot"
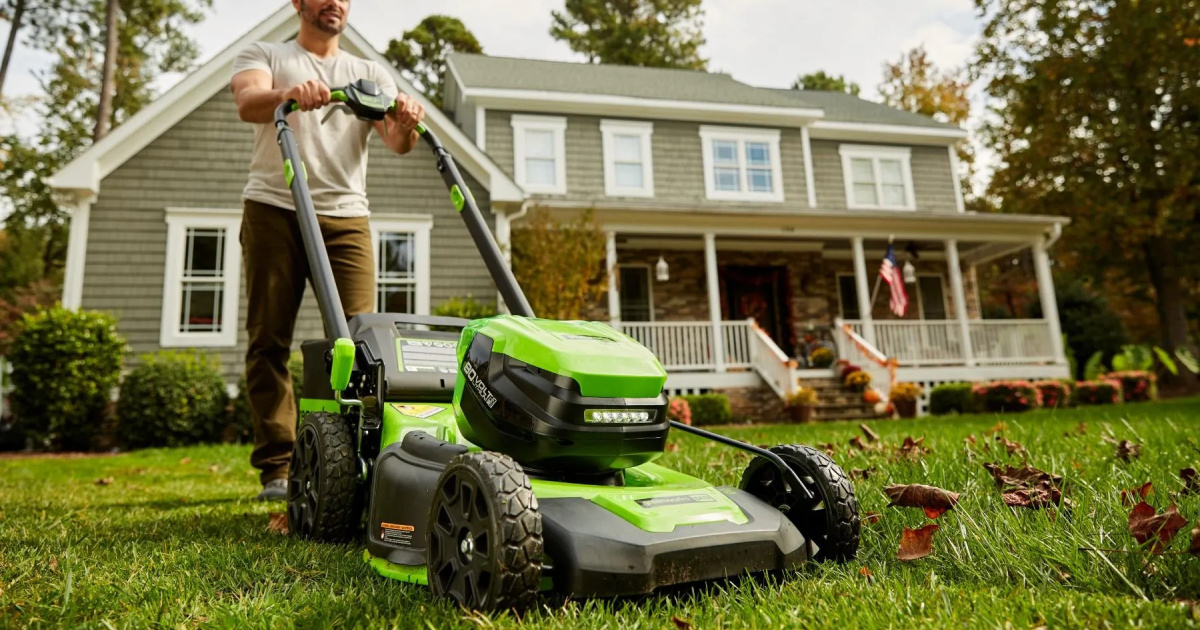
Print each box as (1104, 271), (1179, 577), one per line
(894, 398), (917, 418)
(787, 404), (815, 423)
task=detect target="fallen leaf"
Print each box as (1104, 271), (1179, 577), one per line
(1103, 436), (1142, 461)
(849, 436), (867, 451)
(1190, 527), (1200, 555)
(983, 463), (1063, 489)
(1182, 468), (1199, 495)
(851, 466), (876, 481)
(985, 421), (1008, 436)
(1064, 422), (1088, 437)
(860, 424), (880, 443)
(208, 464), (219, 473)
(1128, 502), (1188, 554)
(49, 557), (58, 572)
(267, 512), (289, 535)
(95, 477), (114, 486)
(1057, 569), (1072, 583)
(671, 616), (693, 630)
(994, 435), (1026, 456)
(819, 442), (837, 457)
(179, 457), (192, 465)
(863, 511), (882, 524)
(883, 484), (959, 518)
(964, 434), (977, 446)
(1002, 481), (1067, 509)
(897, 523), (940, 561)
(896, 436), (930, 460)
(1121, 482), (1153, 507)
(859, 566), (873, 577)
(664, 443), (679, 453)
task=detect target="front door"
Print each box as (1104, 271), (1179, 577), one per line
(722, 265), (794, 357)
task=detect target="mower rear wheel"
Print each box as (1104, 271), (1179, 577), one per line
(739, 444), (860, 562)
(426, 451), (542, 612)
(287, 412), (359, 542)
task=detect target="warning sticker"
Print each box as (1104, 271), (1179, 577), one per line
(381, 522), (415, 546)
(398, 339), (458, 374)
(634, 494), (718, 509)
(394, 404), (445, 419)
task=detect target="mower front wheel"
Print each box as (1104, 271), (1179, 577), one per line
(287, 412), (360, 542)
(426, 451), (543, 612)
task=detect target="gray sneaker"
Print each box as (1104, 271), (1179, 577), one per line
(256, 478), (288, 501)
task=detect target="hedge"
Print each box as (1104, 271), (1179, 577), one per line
(1108, 371), (1155, 402)
(116, 351), (228, 449)
(971, 380), (1041, 413)
(929, 383), (974, 415)
(1036, 380), (1072, 409)
(677, 394), (731, 426)
(1074, 380), (1121, 405)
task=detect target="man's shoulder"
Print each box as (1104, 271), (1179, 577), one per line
(243, 40), (295, 59)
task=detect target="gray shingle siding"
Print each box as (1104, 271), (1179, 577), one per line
(81, 88), (495, 382)
(810, 140), (958, 213)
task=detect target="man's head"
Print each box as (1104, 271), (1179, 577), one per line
(293, 0), (349, 36)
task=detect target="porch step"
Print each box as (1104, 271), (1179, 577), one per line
(814, 405), (881, 421)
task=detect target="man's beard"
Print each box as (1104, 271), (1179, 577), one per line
(300, 0), (345, 35)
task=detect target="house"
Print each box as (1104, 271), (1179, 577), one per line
(48, 4), (1071, 418)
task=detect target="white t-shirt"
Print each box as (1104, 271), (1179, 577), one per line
(231, 39), (399, 217)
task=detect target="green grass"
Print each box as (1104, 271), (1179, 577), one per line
(3, 399), (1200, 629)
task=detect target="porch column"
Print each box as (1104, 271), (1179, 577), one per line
(945, 239), (975, 366)
(1032, 239), (1067, 364)
(704, 232), (726, 373)
(606, 231), (619, 326)
(851, 237), (876, 346)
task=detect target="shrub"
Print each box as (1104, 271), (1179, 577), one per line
(667, 397), (691, 425)
(929, 383), (974, 415)
(116, 351), (229, 449)
(678, 394), (731, 426)
(971, 380), (1040, 413)
(844, 371), (871, 392)
(9, 307), (126, 450)
(785, 387), (818, 407)
(431, 296), (497, 332)
(889, 382), (922, 403)
(1074, 379), (1121, 405)
(1033, 278), (1127, 380)
(840, 363), (862, 380)
(230, 351), (303, 443)
(1108, 371), (1155, 402)
(809, 347), (835, 368)
(1036, 380), (1072, 409)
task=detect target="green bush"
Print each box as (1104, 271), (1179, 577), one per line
(9, 307), (126, 450)
(971, 380), (1040, 413)
(116, 351), (228, 449)
(678, 394), (731, 426)
(1033, 279), (1127, 380)
(230, 351), (303, 443)
(1108, 371), (1155, 402)
(1073, 379), (1121, 405)
(1036, 380), (1072, 409)
(929, 383), (974, 415)
(431, 296), (497, 332)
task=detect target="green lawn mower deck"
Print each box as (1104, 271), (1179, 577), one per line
(273, 79), (860, 612)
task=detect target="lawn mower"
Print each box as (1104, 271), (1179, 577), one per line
(273, 79), (860, 611)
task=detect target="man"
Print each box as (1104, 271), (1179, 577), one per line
(230, 0), (425, 500)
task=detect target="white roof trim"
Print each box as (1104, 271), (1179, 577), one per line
(48, 4), (524, 203)
(461, 87), (825, 128)
(809, 120), (967, 145)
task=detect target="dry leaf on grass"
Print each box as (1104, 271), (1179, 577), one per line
(994, 435), (1026, 456)
(49, 557), (58, 572)
(1189, 527), (1200, 555)
(178, 457), (192, 465)
(985, 422), (1009, 436)
(851, 466), (877, 481)
(1102, 436), (1142, 461)
(267, 512), (289, 535)
(819, 443), (838, 457)
(983, 463), (1063, 489)
(664, 443), (679, 453)
(896, 436), (930, 460)
(671, 616), (693, 630)
(863, 511), (882, 524)
(897, 523), (940, 561)
(1121, 482), (1153, 507)
(849, 436), (868, 451)
(860, 424), (880, 443)
(95, 477), (114, 486)
(1182, 468), (1199, 495)
(984, 463), (1069, 509)
(884, 484), (959, 519)
(1003, 482), (1066, 509)
(964, 434), (977, 446)
(1128, 502), (1188, 554)
(1064, 422), (1088, 437)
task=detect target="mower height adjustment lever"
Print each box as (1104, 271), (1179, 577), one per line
(669, 421), (814, 500)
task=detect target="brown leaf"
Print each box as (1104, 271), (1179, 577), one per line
(1189, 527), (1200, 555)
(178, 457), (192, 465)
(664, 442), (679, 453)
(985, 421), (1008, 436)
(994, 435), (1025, 456)
(1103, 437), (1142, 461)
(849, 436), (867, 451)
(267, 512), (289, 535)
(983, 463), (1063, 490)
(863, 511), (882, 524)
(896, 436), (930, 460)
(1182, 468), (1199, 495)
(1064, 422), (1087, 437)
(884, 484), (959, 516)
(897, 523), (940, 561)
(95, 477), (114, 486)
(671, 616), (693, 630)
(1128, 502), (1188, 554)
(860, 424), (880, 443)
(1002, 480), (1068, 509)
(49, 557), (58, 572)
(851, 466), (876, 481)
(859, 566), (873, 578)
(964, 434), (977, 446)
(1120, 482), (1153, 507)
(819, 443), (837, 457)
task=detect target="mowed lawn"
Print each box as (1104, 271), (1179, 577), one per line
(3, 399), (1200, 630)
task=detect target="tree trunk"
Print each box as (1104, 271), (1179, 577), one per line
(1144, 236), (1199, 391)
(0, 0), (28, 100)
(93, 0), (119, 142)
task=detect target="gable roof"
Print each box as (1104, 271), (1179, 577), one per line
(49, 4), (524, 202)
(765, 88), (957, 130)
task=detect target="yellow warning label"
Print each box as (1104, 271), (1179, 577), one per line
(381, 522), (415, 532)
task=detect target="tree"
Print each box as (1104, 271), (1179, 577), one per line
(384, 15), (482, 110)
(0, 0), (89, 100)
(511, 208), (609, 320)
(974, 0), (1200, 377)
(791, 70), (860, 96)
(878, 45), (976, 208)
(549, 0), (706, 69)
(94, 0), (118, 141)
(0, 0), (26, 97)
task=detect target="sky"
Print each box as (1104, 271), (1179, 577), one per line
(0, 0), (988, 206)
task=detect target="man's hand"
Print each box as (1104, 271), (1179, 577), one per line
(284, 79), (333, 112)
(377, 93), (425, 154)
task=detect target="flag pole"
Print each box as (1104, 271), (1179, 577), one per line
(870, 235), (895, 311)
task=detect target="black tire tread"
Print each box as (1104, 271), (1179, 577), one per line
(291, 412), (359, 542)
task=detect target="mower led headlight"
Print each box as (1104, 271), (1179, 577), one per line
(584, 409), (656, 424)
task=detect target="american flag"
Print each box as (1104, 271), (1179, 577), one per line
(880, 244), (908, 316)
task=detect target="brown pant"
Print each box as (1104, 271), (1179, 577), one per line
(241, 199), (375, 484)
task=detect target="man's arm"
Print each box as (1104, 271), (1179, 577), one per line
(232, 69), (331, 124)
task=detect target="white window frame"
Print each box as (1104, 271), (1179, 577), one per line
(617, 263), (655, 322)
(839, 144), (916, 211)
(370, 216), (433, 316)
(915, 273), (949, 320)
(600, 120), (654, 198)
(699, 125), (784, 202)
(160, 207), (243, 348)
(511, 114), (568, 195)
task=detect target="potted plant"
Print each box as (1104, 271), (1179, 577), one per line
(888, 382), (922, 418)
(785, 387), (819, 423)
(845, 370), (872, 393)
(809, 347), (835, 369)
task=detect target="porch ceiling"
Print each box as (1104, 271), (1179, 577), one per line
(614, 232), (1030, 262)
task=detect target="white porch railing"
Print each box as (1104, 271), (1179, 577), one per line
(833, 319), (895, 398)
(842, 319), (1056, 367)
(748, 323), (796, 398)
(619, 320), (753, 371)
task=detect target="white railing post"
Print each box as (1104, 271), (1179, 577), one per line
(945, 239), (975, 367)
(606, 231), (620, 327)
(704, 233), (726, 373)
(851, 237), (876, 346)
(1032, 239), (1067, 365)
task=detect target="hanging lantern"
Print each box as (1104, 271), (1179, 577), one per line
(656, 255), (669, 281)
(903, 260), (917, 284)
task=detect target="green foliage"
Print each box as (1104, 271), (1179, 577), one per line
(1152, 347), (1178, 376)
(1036, 279), (1127, 380)
(0, 279), (59, 356)
(1108, 371), (1156, 403)
(549, 0), (706, 70)
(1035, 380), (1072, 409)
(511, 208), (608, 321)
(1073, 380), (1121, 406)
(384, 15), (482, 109)
(1177, 347), (1199, 374)
(791, 70), (860, 96)
(928, 383), (974, 416)
(115, 351), (228, 449)
(8, 306), (126, 450)
(677, 393), (730, 426)
(431, 295), (497, 332)
(1083, 351), (1107, 382)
